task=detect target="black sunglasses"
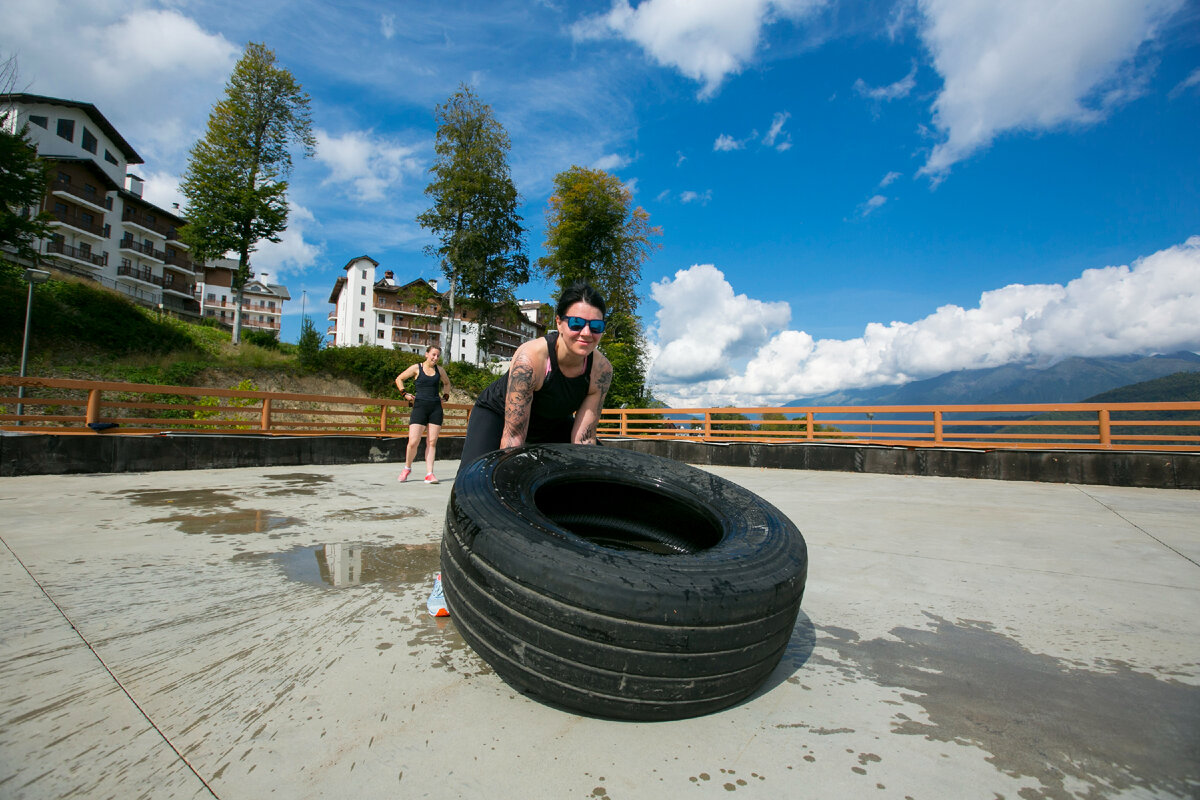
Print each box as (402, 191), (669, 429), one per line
(563, 316), (606, 334)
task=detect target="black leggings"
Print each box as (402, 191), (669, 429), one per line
(459, 405), (505, 467)
(458, 406), (575, 469)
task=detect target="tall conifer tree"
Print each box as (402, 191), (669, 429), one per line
(179, 42), (314, 344)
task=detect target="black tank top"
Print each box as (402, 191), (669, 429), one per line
(476, 332), (593, 442)
(414, 365), (441, 402)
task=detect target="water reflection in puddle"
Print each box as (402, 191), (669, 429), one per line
(238, 541), (441, 588)
(150, 509), (303, 535)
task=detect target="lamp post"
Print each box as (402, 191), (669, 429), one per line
(16, 268), (52, 423)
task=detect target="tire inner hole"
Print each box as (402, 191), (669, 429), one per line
(534, 479), (722, 555)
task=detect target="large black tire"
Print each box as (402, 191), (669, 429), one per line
(441, 444), (808, 721)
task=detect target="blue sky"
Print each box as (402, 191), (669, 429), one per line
(4, 0), (1199, 405)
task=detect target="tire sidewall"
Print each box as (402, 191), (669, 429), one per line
(448, 443), (807, 627)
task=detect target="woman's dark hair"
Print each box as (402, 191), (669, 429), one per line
(555, 281), (607, 318)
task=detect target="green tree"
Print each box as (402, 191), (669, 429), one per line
(538, 166), (661, 344)
(296, 315), (323, 372)
(417, 84), (528, 362)
(179, 42), (315, 345)
(0, 57), (51, 262)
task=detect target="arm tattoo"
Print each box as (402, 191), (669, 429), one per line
(595, 362), (613, 407)
(502, 359), (535, 448)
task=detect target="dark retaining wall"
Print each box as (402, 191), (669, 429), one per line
(2, 432), (1197, 489)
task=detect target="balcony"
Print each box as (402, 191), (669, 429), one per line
(117, 263), (164, 288)
(162, 276), (195, 297)
(45, 239), (107, 269)
(47, 207), (106, 239)
(163, 249), (195, 273)
(119, 236), (165, 263)
(121, 207), (174, 238)
(166, 228), (189, 247)
(51, 179), (110, 213)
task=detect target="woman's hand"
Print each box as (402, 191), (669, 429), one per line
(442, 393), (450, 401)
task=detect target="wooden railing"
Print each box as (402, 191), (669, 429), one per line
(0, 377), (469, 437)
(2, 377), (1198, 451)
(596, 404), (1200, 451)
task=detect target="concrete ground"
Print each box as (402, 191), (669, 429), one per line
(1, 459), (1197, 800)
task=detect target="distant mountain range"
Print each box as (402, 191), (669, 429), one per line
(785, 352), (1200, 408)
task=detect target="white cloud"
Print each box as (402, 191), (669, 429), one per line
(860, 194), (887, 215)
(381, 13), (396, 39)
(713, 133), (742, 151)
(648, 237), (1200, 405)
(315, 128), (423, 203)
(1169, 66), (1200, 98)
(680, 189), (712, 204)
(648, 264), (791, 381)
(251, 203), (322, 279)
(592, 152), (630, 171)
(879, 170), (902, 187)
(0, 3), (237, 165)
(762, 111), (792, 150)
(916, 0), (1185, 178)
(139, 169), (186, 214)
(573, 0), (825, 98)
(853, 62), (917, 102)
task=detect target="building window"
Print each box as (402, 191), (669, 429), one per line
(57, 171), (71, 184)
(81, 127), (98, 154)
(376, 330), (384, 339)
(56, 118), (74, 142)
(121, 257), (131, 268)
(358, 319), (364, 327)
(79, 242), (91, 255)
(54, 201), (68, 215)
(29, 115), (48, 129)
(378, 313), (384, 323)
(104, 149), (118, 165)
(102, 224), (110, 238)
(361, 270), (367, 279)
(207, 293), (215, 301)
(80, 211), (94, 226)
(360, 286), (366, 295)
(360, 302), (366, 311)
(83, 183), (97, 197)
(358, 334), (364, 343)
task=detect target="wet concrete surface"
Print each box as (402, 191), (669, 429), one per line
(1, 462), (1198, 799)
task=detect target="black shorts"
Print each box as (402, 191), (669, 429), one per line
(410, 400), (444, 427)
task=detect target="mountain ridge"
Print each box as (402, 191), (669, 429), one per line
(784, 352), (1200, 407)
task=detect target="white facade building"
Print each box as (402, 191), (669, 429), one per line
(2, 93), (205, 317)
(197, 257), (290, 334)
(326, 256), (543, 365)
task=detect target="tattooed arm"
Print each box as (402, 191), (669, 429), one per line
(500, 341), (547, 449)
(571, 350), (613, 445)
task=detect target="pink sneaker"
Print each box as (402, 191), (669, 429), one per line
(424, 473), (439, 484)
(398, 467), (411, 482)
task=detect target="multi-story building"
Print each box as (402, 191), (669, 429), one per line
(197, 257), (290, 334)
(3, 93), (289, 327)
(327, 255), (543, 365)
(2, 93), (206, 318)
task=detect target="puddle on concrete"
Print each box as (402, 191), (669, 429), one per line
(148, 509), (303, 535)
(116, 487), (242, 511)
(323, 507), (423, 522)
(236, 541), (441, 588)
(812, 615), (1200, 799)
(261, 472), (336, 497)
(265, 472), (335, 486)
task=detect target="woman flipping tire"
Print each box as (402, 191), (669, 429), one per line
(441, 443), (808, 721)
